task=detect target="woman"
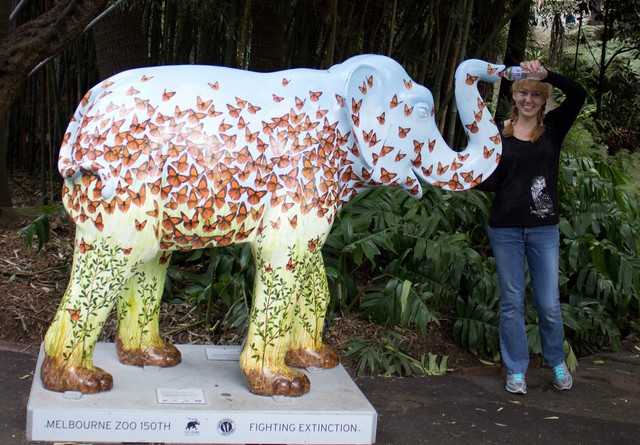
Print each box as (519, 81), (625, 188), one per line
(478, 61), (587, 394)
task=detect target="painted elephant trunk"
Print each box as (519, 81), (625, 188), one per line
(412, 60), (504, 191)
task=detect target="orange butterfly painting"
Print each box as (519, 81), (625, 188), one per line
(213, 231), (235, 246)
(173, 106), (188, 119)
(92, 213), (105, 231)
(218, 120), (233, 132)
(188, 109), (206, 124)
(130, 115), (150, 134)
(162, 89), (176, 101)
(379, 168), (397, 184)
(235, 224), (254, 241)
(181, 212), (200, 231)
(294, 97), (306, 110)
(227, 179), (244, 200)
(207, 105), (222, 118)
(404, 104), (414, 117)
(135, 219), (147, 231)
(465, 74), (479, 85)
(412, 152), (422, 168)
(465, 121), (479, 133)
(398, 127), (410, 138)
(135, 97), (150, 110)
(166, 165), (189, 188)
(483, 146), (495, 159)
(308, 237), (319, 252)
(197, 96), (212, 111)
(67, 309), (81, 323)
(461, 171), (475, 183)
(128, 186), (147, 207)
(247, 188), (267, 204)
(78, 239), (93, 254)
(220, 133), (237, 149)
(227, 104), (242, 118)
(316, 107), (329, 119)
(237, 116), (249, 130)
(235, 202), (249, 223)
(448, 173), (464, 190)
(351, 98), (362, 114)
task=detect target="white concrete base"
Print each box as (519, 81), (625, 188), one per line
(26, 343), (377, 444)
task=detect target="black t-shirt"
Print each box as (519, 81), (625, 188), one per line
(476, 71), (587, 228)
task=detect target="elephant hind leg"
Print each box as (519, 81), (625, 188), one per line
(40, 356), (113, 394)
(115, 252), (181, 368)
(115, 334), (181, 368)
(286, 249), (339, 370)
(285, 345), (340, 369)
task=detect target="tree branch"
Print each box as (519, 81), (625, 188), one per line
(0, 0), (109, 118)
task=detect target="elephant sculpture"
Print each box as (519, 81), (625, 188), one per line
(43, 54), (504, 397)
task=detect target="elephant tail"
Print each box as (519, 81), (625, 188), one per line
(58, 88), (117, 200)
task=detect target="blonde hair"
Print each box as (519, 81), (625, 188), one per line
(503, 79), (552, 142)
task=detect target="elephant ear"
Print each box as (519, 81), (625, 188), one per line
(346, 64), (391, 169)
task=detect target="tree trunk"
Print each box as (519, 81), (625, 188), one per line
(595, 0), (613, 121)
(497, 0), (533, 110)
(0, 0), (110, 208)
(0, 0), (11, 207)
(250, 1), (286, 71)
(93, 2), (149, 80)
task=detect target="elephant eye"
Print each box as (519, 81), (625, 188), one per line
(416, 106), (430, 119)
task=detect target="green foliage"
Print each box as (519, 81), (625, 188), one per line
(322, 144), (640, 371)
(18, 205), (69, 250)
(165, 244), (253, 338)
(558, 154), (640, 354)
(339, 330), (449, 377)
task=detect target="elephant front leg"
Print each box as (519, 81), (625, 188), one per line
(115, 252), (181, 368)
(240, 243), (310, 397)
(42, 238), (134, 393)
(285, 248), (339, 370)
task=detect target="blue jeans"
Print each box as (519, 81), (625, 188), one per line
(487, 225), (566, 374)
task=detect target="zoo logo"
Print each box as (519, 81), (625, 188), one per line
(184, 418), (200, 437)
(217, 418), (236, 436)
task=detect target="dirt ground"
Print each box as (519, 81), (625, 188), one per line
(0, 171), (486, 374)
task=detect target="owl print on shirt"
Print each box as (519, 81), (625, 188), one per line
(530, 176), (554, 218)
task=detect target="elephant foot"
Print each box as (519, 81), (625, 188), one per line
(285, 345), (340, 369)
(243, 366), (311, 397)
(115, 336), (182, 367)
(40, 356), (113, 394)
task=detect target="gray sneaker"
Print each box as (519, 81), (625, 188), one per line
(552, 362), (573, 390)
(505, 373), (527, 394)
